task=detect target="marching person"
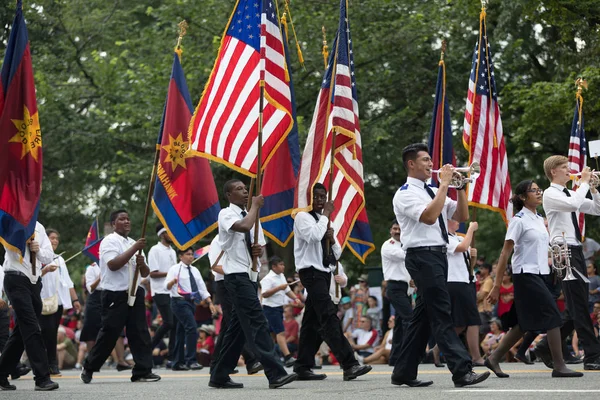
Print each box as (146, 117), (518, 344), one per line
(391, 143), (489, 388)
(165, 248), (215, 371)
(148, 223), (177, 367)
(0, 221), (59, 391)
(446, 220), (484, 366)
(79, 262), (102, 361)
(0, 263), (8, 355)
(260, 256), (301, 366)
(293, 183), (371, 382)
(536, 156), (600, 370)
(209, 179), (296, 389)
(485, 179), (582, 378)
(380, 220), (413, 366)
(39, 229), (82, 376)
(208, 234), (262, 375)
(81, 210), (160, 384)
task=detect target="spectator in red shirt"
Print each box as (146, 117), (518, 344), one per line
(497, 269), (514, 318)
(196, 325), (215, 367)
(283, 305), (299, 355)
(345, 315), (379, 357)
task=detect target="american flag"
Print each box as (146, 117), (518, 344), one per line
(568, 93), (587, 235)
(462, 11), (512, 223)
(188, 0), (293, 176)
(295, 0), (374, 262)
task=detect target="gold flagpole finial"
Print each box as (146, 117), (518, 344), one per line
(481, 0), (489, 11)
(576, 77), (588, 94)
(175, 20), (188, 58)
(322, 26), (329, 70)
(440, 40), (447, 62)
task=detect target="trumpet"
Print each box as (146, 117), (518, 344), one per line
(570, 171), (600, 188)
(549, 233), (577, 281)
(432, 162), (481, 189)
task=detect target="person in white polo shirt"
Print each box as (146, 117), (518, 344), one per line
(261, 256), (301, 367)
(148, 223), (177, 367)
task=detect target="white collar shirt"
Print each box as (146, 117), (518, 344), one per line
(505, 207), (550, 275)
(329, 262), (348, 304)
(100, 232), (146, 292)
(164, 262), (211, 300)
(381, 238), (411, 283)
(261, 270), (291, 307)
(218, 204), (266, 275)
(209, 235), (225, 282)
(543, 182), (600, 246)
(85, 263), (102, 293)
(40, 256), (74, 308)
(447, 234), (471, 283)
(293, 211), (342, 273)
(393, 177), (457, 249)
(2, 222), (55, 283)
(148, 242), (177, 296)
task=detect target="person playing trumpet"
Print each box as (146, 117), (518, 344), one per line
(485, 180), (582, 378)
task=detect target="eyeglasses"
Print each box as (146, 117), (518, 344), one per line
(527, 189), (543, 194)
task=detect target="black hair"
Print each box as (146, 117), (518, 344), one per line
(177, 247), (194, 257)
(223, 179), (243, 197)
(401, 143), (429, 170)
(155, 223), (164, 234)
(313, 182), (327, 193)
(368, 296), (378, 307)
(511, 180), (534, 212)
(109, 209), (128, 224)
(46, 228), (59, 237)
(269, 255), (283, 268)
(390, 219), (399, 229)
(480, 263), (492, 272)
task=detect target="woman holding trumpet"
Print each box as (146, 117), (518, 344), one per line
(485, 180), (582, 378)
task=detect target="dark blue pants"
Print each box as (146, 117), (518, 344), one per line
(152, 294), (175, 362)
(385, 280), (413, 366)
(171, 298), (198, 366)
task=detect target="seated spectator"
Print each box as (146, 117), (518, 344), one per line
(480, 319), (505, 357)
(149, 325), (168, 367)
(283, 305), (299, 355)
(366, 296), (382, 334)
(358, 316), (395, 365)
(196, 324), (215, 367)
(588, 264), (600, 313)
(56, 326), (77, 370)
(477, 263), (494, 335)
(345, 315), (378, 357)
(497, 269), (514, 318)
(341, 296), (353, 333)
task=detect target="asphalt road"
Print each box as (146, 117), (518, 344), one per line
(4, 363), (600, 399)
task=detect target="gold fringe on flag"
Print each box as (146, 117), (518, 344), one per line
(284, 0), (305, 69)
(280, 13), (291, 82)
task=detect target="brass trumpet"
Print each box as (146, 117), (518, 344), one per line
(570, 171), (600, 188)
(549, 233), (577, 281)
(432, 162), (480, 189)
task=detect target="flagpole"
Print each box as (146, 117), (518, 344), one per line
(63, 250), (83, 264)
(252, 82), (265, 273)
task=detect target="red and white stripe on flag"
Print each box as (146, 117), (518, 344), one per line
(188, 0), (293, 177)
(568, 97), (587, 237)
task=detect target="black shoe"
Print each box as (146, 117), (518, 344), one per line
(552, 369), (584, 377)
(434, 362), (446, 368)
(80, 369), (93, 384)
(117, 363), (132, 371)
(247, 362), (263, 375)
(453, 371), (491, 387)
(484, 358), (509, 378)
(49, 365), (62, 377)
(172, 364), (190, 371)
(11, 364), (31, 380)
(35, 379), (59, 391)
(514, 353), (534, 365)
(0, 377), (16, 391)
(391, 376), (434, 387)
(566, 355), (584, 365)
(209, 379), (244, 389)
(284, 356), (297, 368)
(269, 373), (297, 389)
(533, 345), (553, 369)
(231, 369), (239, 374)
(295, 370), (327, 381)
(187, 363), (204, 371)
(584, 359), (600, 370)
(131, 372), (161, 382)
(343, 365), (372, 381)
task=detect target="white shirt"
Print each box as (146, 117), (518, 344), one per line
(505, 207), (550, 275)
(583, 238), (600, 263)
(381, 238), (411, 283)
(261, 270), (291, 308)
(293, 211), (342, 273)
(393, 177), (457, 249)
(85, 263), (102, 293)
(40, 256), (74, 309)
(164, 262), (211, 300)
(352, 328), (379, 353)
(330, 262), (348, 304)
(385, 329), (394, 350)
(148, 242), (177, 296)
(209, 235), (225, 282)
(447, 234), (471, 283)
(543, 183), (600, 246)
(2, 222), (54, 283)
(100, 232), (146, 292)
(218, 204), (266, 275)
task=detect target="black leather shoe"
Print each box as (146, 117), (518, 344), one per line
(11, 364), (31, 380)
(552, 369), (584, 377)
(514, 353), (534, 365)
(0, 377), (16, 391)
(453, 371), (490, 387)
(269, 373), (297, 389)
(247, 362), (264, 375)
(584, 360), (600, 370)
(116, 363), (132, 371)
(187, 363), (204, 371)
(131, 372), (161, 382)
(209, 379), (244, 389)
(533, 345), (553, 369)
(49, 365), (62, 376)
(343, 365), (372, 381)
(391, 376), (433, 387)
(295, 370), (327, 381)
(35, 379), (59, 391)
(172, 364), (190, 371)
(484, 358), (509, 378)
(80, 369), (93, 384)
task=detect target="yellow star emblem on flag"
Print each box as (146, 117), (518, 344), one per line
(162, 133), (193, 171)
(9, 105), (42, 162)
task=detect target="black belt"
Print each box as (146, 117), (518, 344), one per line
(4, 270), (39, 280)
(568, 245), (582, 249)
(406, 246), (447, 254)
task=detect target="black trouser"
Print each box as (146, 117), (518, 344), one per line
(210, 273), (286, 385)
(294, 267), (358, 373)
(39, 305), (63, 369)
(558, 246), (600, 362)
(171, 298), (197, 366)
(0, 306), (9, 353)
(83, 289), (153, 378)
(152, 294), (175, 361)
(211, 280), (257, 370)
(386, 280), (413, 366)
(393, 250), (471, 381)
(0, 273), (50, 384)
